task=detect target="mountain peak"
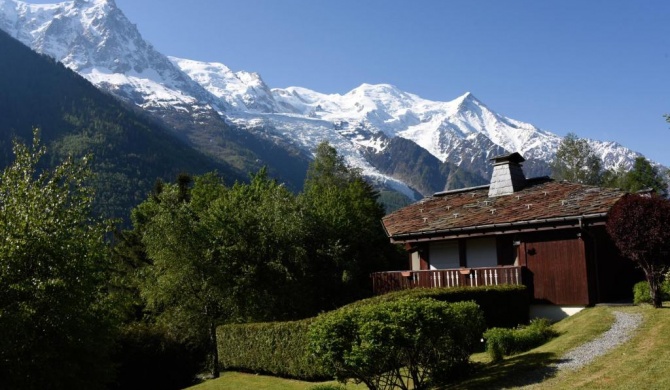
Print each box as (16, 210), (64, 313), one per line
(0, 0), (649, 201)
(452, 91), (487, 113)
(69, 0), (117, 13)
(353, 83), (400, 94)
(346, 83), (413, 105)
(455, 91), (478, 104)
(74, 0), (116, 7)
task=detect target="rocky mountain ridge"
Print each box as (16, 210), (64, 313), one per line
(0, 0), (647, 201)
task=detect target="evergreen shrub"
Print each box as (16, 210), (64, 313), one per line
(309, 298), (485, 389)
(346, 284), (529, 328)
(483, 318), (557, 361)
(633, 280), (670, 305)
(308, 385), (346, 390)
(217, 319), (329, 380)
(217, 285), (526, 380)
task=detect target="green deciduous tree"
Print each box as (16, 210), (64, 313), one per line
(309, 298), (485, 390)
(300, 142), (402, 312)
(127, 143), (404, 376)
(201, 169), (309, 322)
(137, 169), (308, 377)
(136, 175), (229, 378)
(606, 194), (670, 308)
(550, 133), (603, 185)
(0, 130), (115, 389)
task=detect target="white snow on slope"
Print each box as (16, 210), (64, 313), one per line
(0, 0), (652, 199)
(0, 0), (219, 110)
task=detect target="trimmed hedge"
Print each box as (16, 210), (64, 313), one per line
(217, 285), (528, 380)
(217, 319), (329, 380)
(483, 318), (557, 361)
(346, 285), (529, 328)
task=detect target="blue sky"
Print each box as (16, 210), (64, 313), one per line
(27, 0), (670, 166)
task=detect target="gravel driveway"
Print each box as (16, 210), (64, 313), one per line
(514, 310), (643, 389)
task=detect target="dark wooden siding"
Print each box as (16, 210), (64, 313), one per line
(589, 226), (643, 302)
(520, 231), (590, 305)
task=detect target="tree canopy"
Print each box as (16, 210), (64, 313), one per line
(603, 156), (667, 196)
(606, 194), (670, 308)
(135, 169), (308, 377)
(0, 131), (116, 389)
(300, 142), (402, 310)
(118, 141), (403, 376)
(550, 132), (603, 185)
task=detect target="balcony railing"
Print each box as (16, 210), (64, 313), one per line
(371, 266), (523, 295)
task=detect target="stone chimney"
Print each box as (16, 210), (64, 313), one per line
(488, 152), (526, 197)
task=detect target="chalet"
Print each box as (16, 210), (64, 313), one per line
(374, 152), (641, 318)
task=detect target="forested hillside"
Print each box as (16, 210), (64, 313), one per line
(0, 29), (243, 221)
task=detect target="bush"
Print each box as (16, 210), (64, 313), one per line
(110, 323), (206, 390)
(347, 284), (529, 328)
(216, 285), (524, 381)
(217, 319), (329, 380)
(484, 318), (557, 362)
(308, 385), (347, 390)
(309, 298), (485, 389)
(633, 280), (670, 305)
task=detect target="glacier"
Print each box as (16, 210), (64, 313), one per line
(0, 0), (648, 201)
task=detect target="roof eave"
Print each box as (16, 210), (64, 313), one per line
(388, 212), (609, 243)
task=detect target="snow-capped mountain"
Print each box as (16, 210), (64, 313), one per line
(0, 0), (220, 113)
(0, 0), (647, 201)
(174, 56), (641, 180)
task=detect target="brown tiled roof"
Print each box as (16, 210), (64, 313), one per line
(382, 177), (626, 241)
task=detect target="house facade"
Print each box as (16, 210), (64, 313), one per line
(375, 153), (641, 307)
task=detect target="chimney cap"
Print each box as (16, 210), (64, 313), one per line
(490, 152), (525, 165)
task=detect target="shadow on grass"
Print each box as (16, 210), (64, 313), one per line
(446, 352), (569, 389)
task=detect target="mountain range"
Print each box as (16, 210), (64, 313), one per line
(0, 25), (246, 221)
(0, 0), (647, 206)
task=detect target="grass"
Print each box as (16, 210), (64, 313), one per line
(532, 305), (670, 390)
(186, 372), (367, 390)
(187, 304), (670, 390)
(451, 305), (616, 389)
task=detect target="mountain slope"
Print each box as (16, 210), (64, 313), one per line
(176, 55), (643, 184)
(0, 0), (312, 190)
(0, 0), (650, 203)
(0, 27), (243, 221)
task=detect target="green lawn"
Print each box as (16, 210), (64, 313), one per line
(188, 304), (670, 390)
(187, 372), (366, 390)
(532, 305), (670, 390)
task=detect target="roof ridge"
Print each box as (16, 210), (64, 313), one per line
(433, 176), (552, 197)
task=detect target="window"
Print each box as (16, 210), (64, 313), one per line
(466, 237), (497, 268)
(428, 241), (459, 269)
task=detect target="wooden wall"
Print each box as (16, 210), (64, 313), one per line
(589, 226), (643, 302)
(518, 230), (590, 305)
(400, 226), (641, 305)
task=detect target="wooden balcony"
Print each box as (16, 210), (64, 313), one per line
(371, 266), (523, 295)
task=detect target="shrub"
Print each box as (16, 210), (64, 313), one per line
(308, 385), (347, 390)
(347, 284), (528, 328)
(216, 285), (524, 381)
(633, 280), (670, 305)
(309, 298), (485, 389)
(110, 323), (206, 390)
(484, 318), (557, 362)
(217, 319), (329, 380)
